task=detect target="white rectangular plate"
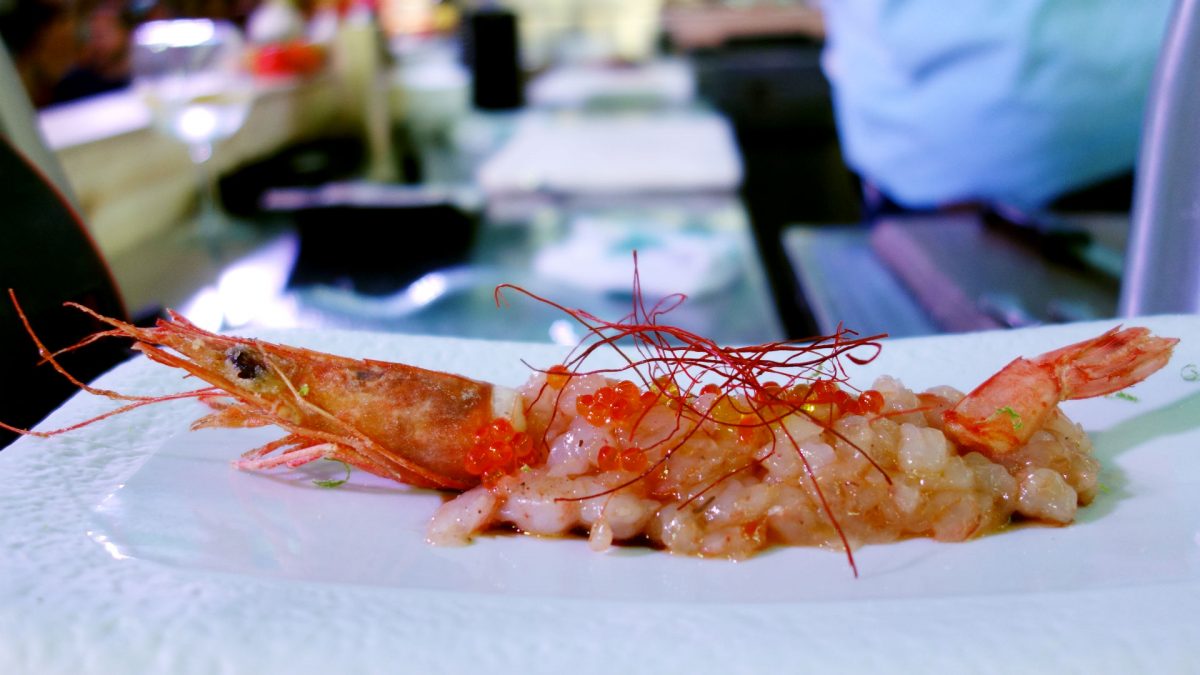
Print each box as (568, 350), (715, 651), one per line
(2, 317), (1199, 673)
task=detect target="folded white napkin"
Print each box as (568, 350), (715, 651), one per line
(477, 110), (743, 195)
(533, 216), (741, 298)
(526, 59), (696, 108)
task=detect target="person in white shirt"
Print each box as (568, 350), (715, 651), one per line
(819, 0), (1174, 213)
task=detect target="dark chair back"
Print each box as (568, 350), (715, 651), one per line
(0, 135), (129, 447)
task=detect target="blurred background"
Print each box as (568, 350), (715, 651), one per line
(1, 0), (1194, 439)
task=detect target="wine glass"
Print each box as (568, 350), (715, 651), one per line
(132, 19), (252, 242)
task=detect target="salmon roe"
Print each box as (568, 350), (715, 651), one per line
(809, 379), (841, 403)
(857, 389), (885, 414)
(797, 379), (885, 417)
(596, 444), (649, 473)
(576, 380), (650, 428)
(546, 364), (571, 389)
(737, 413), (763, 444)
(749, 381), (784, 406)
(465, 417), (535, 487)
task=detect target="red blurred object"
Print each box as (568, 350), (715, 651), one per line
(251, 41), (325, 77)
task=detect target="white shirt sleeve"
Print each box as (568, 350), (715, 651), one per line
(820, 0), (1173, 209)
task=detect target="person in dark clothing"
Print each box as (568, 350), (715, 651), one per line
(0, 0), (78, 107)
(52, 1), (136, 102)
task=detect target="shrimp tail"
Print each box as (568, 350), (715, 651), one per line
(1042, 326), (1177, 399)
(943, 326), (1178, 456)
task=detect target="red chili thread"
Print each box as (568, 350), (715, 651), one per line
(492, 254), (888, 576)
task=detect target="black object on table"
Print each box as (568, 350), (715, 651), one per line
(0, 136), (129, 448)
(465, 8), (524, 111)
(263, 184), (480, 296)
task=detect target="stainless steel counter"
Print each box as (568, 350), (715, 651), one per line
(783, 224), (937, 338)
(783, 212), (1127, 339)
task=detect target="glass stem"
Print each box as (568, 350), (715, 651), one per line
(189, 140), (220, 239)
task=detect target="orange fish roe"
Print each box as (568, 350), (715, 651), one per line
(545, 364), (571, 389)
(596, 444), (649, 473)
(464, 418), (535, 487)
(749, 381), (784, 406)
(808, 379), (840, 403)
(736, 413), (764, 445)
(791, 379), (886, 417)
(575, 380), (650, 428)
(855, 389), (885, 415)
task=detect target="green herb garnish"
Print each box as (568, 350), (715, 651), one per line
(312, 460), (351, 488)
(299, 383), (310, 397)
(1109, 391), (1139, 402)
(995, 406), (1023, 430)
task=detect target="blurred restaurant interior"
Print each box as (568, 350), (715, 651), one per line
(0, 0), (1196, 439)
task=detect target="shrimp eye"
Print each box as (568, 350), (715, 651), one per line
(227, 346), (266, 380)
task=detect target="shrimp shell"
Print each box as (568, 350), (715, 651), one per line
(72, 305), (523, 490)
(943, 326), (1178, 456)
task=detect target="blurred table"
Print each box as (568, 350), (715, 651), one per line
(107, 219), (293, 321)
(113, 191), (783, 347)
(302, 194), (779, 345)
(109, 68), (783, 347)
